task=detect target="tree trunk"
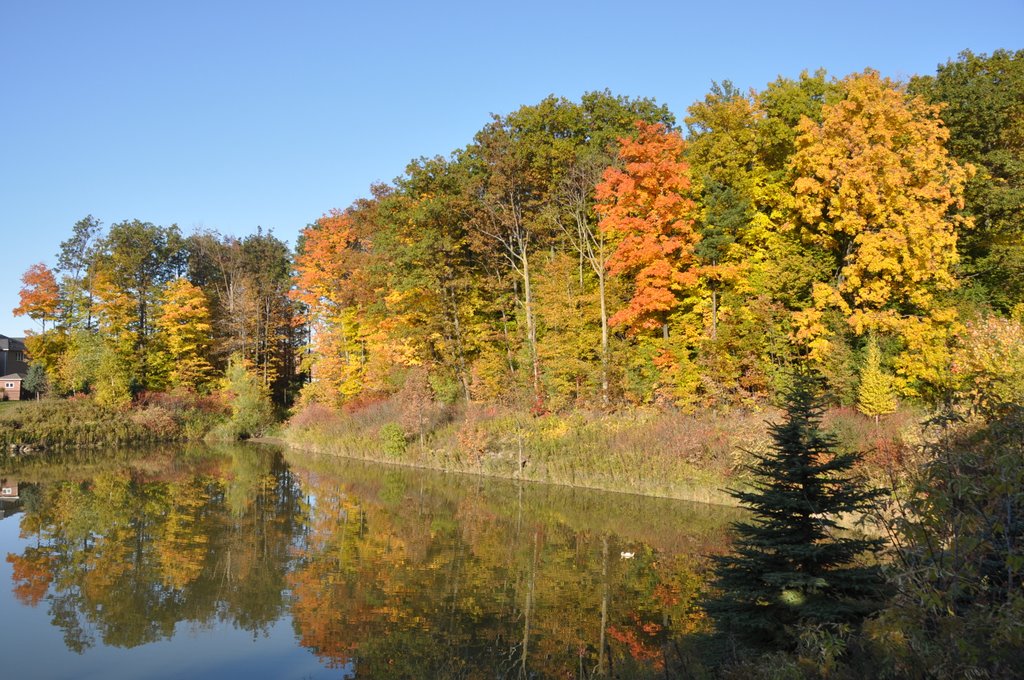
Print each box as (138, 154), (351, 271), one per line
(711, 288), (718, 341)
(521, 246), (541, 404)
(599, 271), (610, 407)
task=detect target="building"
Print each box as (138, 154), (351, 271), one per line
(0, 478), (18, 500)
(0, 335), (28, 375)
(1, 335), (29, 401)
(0, 478), (22, 520)
(2, 374), (24, 400)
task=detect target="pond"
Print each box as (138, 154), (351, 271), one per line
(0, 444), (739, 679)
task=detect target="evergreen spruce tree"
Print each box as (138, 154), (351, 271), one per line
(708, 373), (886, 649)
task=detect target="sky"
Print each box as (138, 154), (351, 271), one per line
(1, 0), (1021, 335)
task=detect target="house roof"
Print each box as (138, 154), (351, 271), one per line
(0, 335), (27, 351)
(1, 373), (25, 381)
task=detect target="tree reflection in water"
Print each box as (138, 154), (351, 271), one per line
(5, 445), (737, 678)
(7, 445), (302, 651)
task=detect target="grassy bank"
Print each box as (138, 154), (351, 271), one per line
(2, 391), (923, 507)
(0, 393), (226, 451)
(282, 400), (924, 505)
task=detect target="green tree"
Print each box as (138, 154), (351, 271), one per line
(23, 363), (48, 400)
(92, 220), (185, 389)
(185, 229), (304, 405)
(463, 93), (674, 408)
(221, 354), (273, 438)
(857, 335), (897, 421)
(239, 229), (300, 401)
(56, 215), (103, 329)
(708, 373), (885, 649)
(93, 343), (132, 408)
(758, 69), (843, 171)
(910, 49), (1024, 312)
(373, 156), (479, 402)
(56, 329), (102, 394)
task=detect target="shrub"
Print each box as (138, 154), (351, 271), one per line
(952, 316), (1024, 412)
(379, 423), (407, 458)
(874, 406), (1024, 678)
(288, 402), (340, 431)
(129, 406), (179, 440)
(0, 397), (157, 449)
(221, 355), (274, 439)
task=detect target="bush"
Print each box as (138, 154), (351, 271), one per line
(379, 423), (407, 458)
(129, 406), (180, 440)
(0, 398), (156, 449)
(221, 355), (274, 439)
(874, 406), (1024, 678)
(288, 402), (340, 431)
(952, 316), (1024, 412)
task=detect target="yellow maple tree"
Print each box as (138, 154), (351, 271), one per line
(790, 71), (972, 393)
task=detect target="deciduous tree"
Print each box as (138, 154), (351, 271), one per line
(156, 277), (215, 390)
(790, 71), (971, 395)
(23, 363), (48, 400)
(910, 49), (1024, 313)
(56, 215), (103, 329)
(857, 335), (897, 421)
(14, 263), (60, 332)
(596, 121), (699, 335)
(92, 220), (185, 389)
(222, 354), (273, 438)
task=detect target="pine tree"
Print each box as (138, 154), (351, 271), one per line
(708, 373), (886, 649)
(857, 336), (897, 421)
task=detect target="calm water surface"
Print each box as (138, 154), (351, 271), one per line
(0, 444), (738, 679)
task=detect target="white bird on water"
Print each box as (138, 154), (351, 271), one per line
(620, 551), (635, 560)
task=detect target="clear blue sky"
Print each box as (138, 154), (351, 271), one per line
(1, 0), (1020, 335)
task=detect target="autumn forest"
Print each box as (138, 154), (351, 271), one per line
(13, 52), (1023, 422)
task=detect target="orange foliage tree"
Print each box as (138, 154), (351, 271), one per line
(595, 122), (699, 336)
(292, 209), (373, 405)
(14, 262), (60, 331)
(7, 550), (54, 606)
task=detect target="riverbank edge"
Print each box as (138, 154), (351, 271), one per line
(259, 434), (742, 508)
(0, 396), (232, 453)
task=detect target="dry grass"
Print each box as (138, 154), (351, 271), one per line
(286, 396), (930, 505)
(287, 400), (780, 504)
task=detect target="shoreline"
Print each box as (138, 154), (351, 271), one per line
(256, 434), (741, 508)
